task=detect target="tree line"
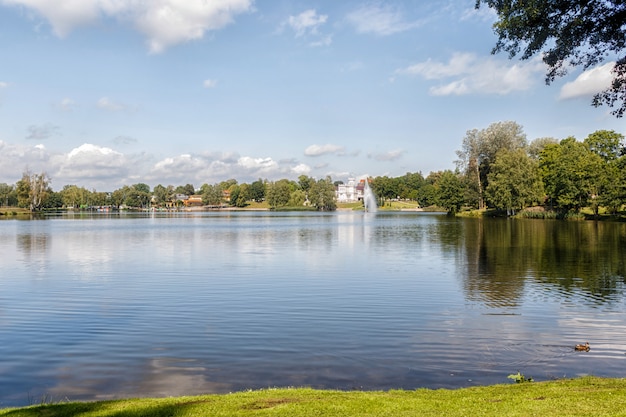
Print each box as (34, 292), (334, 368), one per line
(367, 122), (625, 216)
(1, 121), (624, 216)
(0, 174), (337, 212)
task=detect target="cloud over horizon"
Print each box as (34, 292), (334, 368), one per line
(396, 52), (545, 95)
(346, 3), (421, 36)
(559, 62), (615, 100)
(304, 144), (345, 157)
(0, 0), (254, 53)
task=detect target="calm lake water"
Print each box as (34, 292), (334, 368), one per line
(1, 211), (625, 406)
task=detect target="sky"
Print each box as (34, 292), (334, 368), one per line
(0, 0), (623, 192)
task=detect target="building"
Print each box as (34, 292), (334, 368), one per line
(336, 178), (366, 202)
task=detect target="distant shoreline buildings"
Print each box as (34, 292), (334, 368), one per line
(336, 178), (367, 203)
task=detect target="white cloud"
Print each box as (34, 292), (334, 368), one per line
(55, 143), (129, 183)
(309, 34), (332, 47)
(97, 97), (127, 111)
(559, 62), (615, 100)
(368, 149), (406, 162)
(0, 141), (51, 183)
(1, 0), (253, 53)
(291, 163), (311, 175)
(0, 141), (316, 191)
(203, 79), (218, 88)
(146, 152), (310, 186)
(347, 3), (421, 36)
(304, 144), (345, 157)
(287, 9), (327, 37)
(56, 97), (76, 111)
(397, 52), (545, 96)
(0, 81), (8, 88)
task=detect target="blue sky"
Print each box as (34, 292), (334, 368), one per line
(0, 0), (623, 191)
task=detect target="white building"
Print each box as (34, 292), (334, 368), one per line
(336, 178), (365, 202)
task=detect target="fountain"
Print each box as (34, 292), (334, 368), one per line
(363, 178), (378, 212)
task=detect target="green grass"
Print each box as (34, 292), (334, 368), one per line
(337, 201), (433, 211)
(0, 207), (30, 216)
(2, 377), (626, 416)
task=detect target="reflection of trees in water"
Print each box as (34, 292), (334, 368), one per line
(452, 218), (626, 308)
(17, 233), (49, 258)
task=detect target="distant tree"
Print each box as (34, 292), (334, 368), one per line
(435, 170), (465, 214)
(477, 0), (626, 117)
(456, 121), (527, 209)
(133, 183), (151, 194)
(174, 183), (195, 195)
(308, 177), (337, 211)
(397, 172), (425, 200)
(528, 137), (559, 160)
(599, 155), (626, 214)
(153, 184), (169, 206)
(15, 171), (51, 211)
(485, 149), (544, 214)
(249, 179), (266, 202)
(418, 171), (443, 207)
(218, 179), (237, 191)
(231, 183), (250, 207)
(0, 183), (16, 207)
(43, 190), (63, 209)
(266, 179), (292, 208)
(371, 175), (398, 205)
(60, 185), (89, 208)
(539, 137), (605, 211)
(200, 183), (223, 206)
(298, 175), (313, 193)
(584, 130), (625, 162)
(228, 184), (240, 207)
(288, 189), (306, 207)
(91, 191), (109, 206)
(131, 184), (151, 208)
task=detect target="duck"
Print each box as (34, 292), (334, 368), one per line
(574, 342), (590, 352)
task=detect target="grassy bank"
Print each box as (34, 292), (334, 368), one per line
(2, 377), (625, 416)
(0, 207), (31, 216)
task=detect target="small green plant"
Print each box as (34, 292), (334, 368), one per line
(508, 371), (533, 383)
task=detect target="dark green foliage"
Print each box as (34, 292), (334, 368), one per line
(435, 170), (465, 214)
(308, 177), (337, 211)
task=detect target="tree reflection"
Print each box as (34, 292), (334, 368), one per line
(17, 232), (49, 258)
(455, 218), (626, 308)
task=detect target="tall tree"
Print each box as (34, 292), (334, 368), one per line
(485, 149), (544, 214)
(308, 177), (337, 211)
(539, 138), (604, 211)
(60, 185), (89, 208)
(599, 155), (626, 214)
(477, 0), (626, 117)
(435, 170), (465, 214)
(0, 183), (15, 207)
(200, 183), (223, 206)
(133, 183), (151, 194)
(584, 130), (625, 162)
(152, 184), (169, 206)
(15, 171), (51, 211)
(266, 179), (292, 208)
(456, 121), (527, 209)
(249, 179), (266, 202)
(528, 137), (559, 160)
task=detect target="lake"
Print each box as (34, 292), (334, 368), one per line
(1, 211), (625, 407)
